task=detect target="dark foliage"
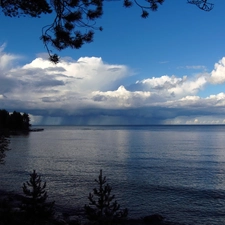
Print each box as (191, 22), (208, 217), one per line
(0, 109), (31, 131)
(187, 0), (214, 11)
(0, 196), (14, 225)
(0, 109), (10, 130)
(0, 0), (213, 63)
(20, 170), (55, 223)
(85, 169), (128, 225)
(1, 0), (52, 17)
(40, 0), (103, 63)
(0, 109), (31, 164)
(0, 131), (10, 164)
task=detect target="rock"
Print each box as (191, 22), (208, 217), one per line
(143, 214), (164, 224)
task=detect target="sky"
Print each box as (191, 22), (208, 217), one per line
(1, 0), (225, 125)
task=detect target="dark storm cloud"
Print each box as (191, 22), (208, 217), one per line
(22, 104), (225, 125)
(35, 79), (65, 88)
(42, 97), (61, 103)
(0, 77), (17, 93)
(7, 67), (65, 90)
(92, 95), (108, 102)
(107, 67), (123, 72)
(46, 67), (66, 72)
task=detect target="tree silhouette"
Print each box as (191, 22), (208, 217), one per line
(0, 0), (214, 63)
(20, 170), (55, 223)
(0, 131), (10, 164)
(85, 169), (128, 225)
(0, 109), (31, 131)
(187, 0), (214, 11)
(22, 113), (31, 130)
(9, 111), (23, 130)
(0, 109), (10, 130)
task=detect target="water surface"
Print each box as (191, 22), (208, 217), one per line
(1, 125), (225, 225)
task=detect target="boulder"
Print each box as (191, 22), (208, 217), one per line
(143, 214), (164, 224)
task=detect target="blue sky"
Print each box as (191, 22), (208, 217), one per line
(1, 0), (225, 125)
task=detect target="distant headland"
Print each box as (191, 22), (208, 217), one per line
(0, 109), (44, 134)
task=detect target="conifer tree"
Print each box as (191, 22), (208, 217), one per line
(20, 170), (55, 223)
(0, 132), (10, 164)
(85, 170), (128, 225)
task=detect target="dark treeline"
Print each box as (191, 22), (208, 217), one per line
(0, 109), (31, 163)
(0, 109), (31, 131)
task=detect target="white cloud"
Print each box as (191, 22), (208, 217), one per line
(205, 92), (225, 106)
(185, 65), (206, 70)
(135, 74), (207, 99)
(92, 85), (151, 107)
(0, 44), (21, 72)
(165, 92), (225, 108)
(180, 96), (200, 101)
(209, 57), (225, 84)
(21, 56), (130, 92)
(164, 116), (225, 125)
(2, 49), (225, 125)
(1, 54), (132, 112)
(177, 65), (206, 70)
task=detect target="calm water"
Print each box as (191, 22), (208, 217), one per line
(1, 125), (225, 224)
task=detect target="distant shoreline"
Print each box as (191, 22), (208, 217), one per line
(29, 128), (44, 132)
(31, 124), (225, 127)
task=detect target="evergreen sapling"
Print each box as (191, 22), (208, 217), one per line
(21, 170), (55, 221)
(85, 170), (128, 225)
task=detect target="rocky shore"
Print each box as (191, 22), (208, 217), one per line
(0, 189), (184, 225)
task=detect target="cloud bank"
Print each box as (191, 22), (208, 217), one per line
(1, 47), (225, 125)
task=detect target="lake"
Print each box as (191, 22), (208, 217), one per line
(1, 125), (225, 225)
